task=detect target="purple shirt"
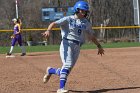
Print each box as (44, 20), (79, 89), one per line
(13, 24), (20, 35)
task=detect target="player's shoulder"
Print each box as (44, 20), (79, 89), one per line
(15, 23), (20, 27)
(58, 15), (74, 22)
(63, 15), (74, 19)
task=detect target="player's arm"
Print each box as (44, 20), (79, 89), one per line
(90, 35), (104, 56)
(42, 22), (56, 38)
(87, 28), (104, 56)
(86, 23), (104, 56)
(42, 16), (68, 38)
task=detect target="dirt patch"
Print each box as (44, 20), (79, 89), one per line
(0, 47), (140, 93)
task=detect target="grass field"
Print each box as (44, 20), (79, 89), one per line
(0, 42), (140, 54)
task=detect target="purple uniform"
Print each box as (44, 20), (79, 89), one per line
(11, 24), (22, 46)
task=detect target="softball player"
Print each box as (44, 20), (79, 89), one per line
(7, 18), (26, 56)
(42, 1), (104, 93)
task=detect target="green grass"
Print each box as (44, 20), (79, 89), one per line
(81, 42), (140, 49)
(0, 42), (140, 54)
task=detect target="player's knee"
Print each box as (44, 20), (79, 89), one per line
(60, 68), (70, 80)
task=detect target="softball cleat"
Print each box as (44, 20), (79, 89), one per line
(7, 52), (12, 56)
(43, 67), (51, 83)
(57, 89), (69, 93)
(21, 53), (26, 56)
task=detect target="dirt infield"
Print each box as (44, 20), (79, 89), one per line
(1, 47), (140, 93)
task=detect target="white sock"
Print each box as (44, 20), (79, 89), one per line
(9, 46), (14, 53)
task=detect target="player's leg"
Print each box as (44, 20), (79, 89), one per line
(58, 40), (80, 92)
(43, 40), (69, 84)
(18, 35), (26, 56)
(43, 67), (61, 83)
(58, 44), (80, 91)
(58, 40), (71, 92)
(72, 44), (80, 66)
(7, 38), (17, 55)
(47, 67), (61, 75)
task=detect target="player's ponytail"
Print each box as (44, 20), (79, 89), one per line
(16, 18), (22, 26)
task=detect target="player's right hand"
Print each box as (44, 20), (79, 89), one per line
(10, 34), (15, 39)
(42, 31), (50, 38)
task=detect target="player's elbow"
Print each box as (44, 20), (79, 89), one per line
(50, 22), (56, 27)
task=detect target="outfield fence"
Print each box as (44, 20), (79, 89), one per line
(1, 26), (140, 32)
(0, 25), (140, 46)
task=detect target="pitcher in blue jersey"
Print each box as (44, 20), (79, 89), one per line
(42, 1), (104, 93)
(7, 18), (26, 56)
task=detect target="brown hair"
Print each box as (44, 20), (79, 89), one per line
(17, 18), (22, 25)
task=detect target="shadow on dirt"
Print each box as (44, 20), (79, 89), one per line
(69, 87), (140, 93)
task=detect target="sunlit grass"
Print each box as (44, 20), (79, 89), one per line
(0, 42), (140, 54)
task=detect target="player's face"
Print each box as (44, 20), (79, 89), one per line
(79, 9), (88, 18)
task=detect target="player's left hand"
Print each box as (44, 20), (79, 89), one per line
(10, 34), (15, 39)
(97, 48), (104, 56)
(42, 31), (50, 38)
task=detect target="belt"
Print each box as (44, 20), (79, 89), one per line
(63, 37), (81, 46)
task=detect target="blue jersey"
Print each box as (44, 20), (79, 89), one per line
(55, 15), (94, 44)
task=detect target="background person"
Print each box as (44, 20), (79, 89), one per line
(7, 18), (26, 56)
